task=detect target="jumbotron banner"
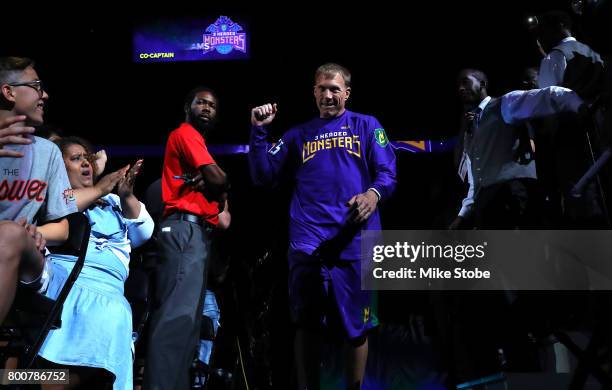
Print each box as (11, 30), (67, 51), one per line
(133, 16), (249, 63)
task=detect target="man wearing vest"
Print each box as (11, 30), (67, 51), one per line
(447, 68), (591, 385)
(451, 68), (588, 229)
(535, 10), (608, 227)
(573, 0), (612, 163)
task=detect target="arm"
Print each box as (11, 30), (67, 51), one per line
(366, 124), (396, 203)
(120, 194), (141, 219)
(73, 165), (129, 212)
(348, 121), (397, 223)
(458, 155), (475, 218)
(73, 186), (104, 211)
(125, 200), (154, 248)
(40, 144), (77, 243)
(197, 163), (228, 198)
(93, 149), (107, 178)
(37, 218), (69, 245)
(9, 219), (48, 284)
(172, 127), (228, 198)
(248, 103), (292, 187)
(449, 155), (474, 229)
(217, 200), (231, 230)
(117, 160), (143, 219)
(501, 86), (583, 125)
(0, 115), (34, 157)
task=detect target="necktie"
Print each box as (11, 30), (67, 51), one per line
(458, 106), (482, 181)
(467, 106), (483, 134)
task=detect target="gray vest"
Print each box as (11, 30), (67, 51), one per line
(554, 39), (604, 100)
(464, 97), (537, 197)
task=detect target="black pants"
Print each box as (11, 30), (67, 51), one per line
(446, 178), (542, 384)
(144, 218), (211, 390)
(474, 178), (542, 229)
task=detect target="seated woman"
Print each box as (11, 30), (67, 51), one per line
(38, 137), (153, 390)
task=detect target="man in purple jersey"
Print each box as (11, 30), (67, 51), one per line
(249, 63), (396, 390)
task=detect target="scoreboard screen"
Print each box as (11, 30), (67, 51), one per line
(133, 15), (249, 63)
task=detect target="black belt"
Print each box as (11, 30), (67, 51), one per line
(164, 211), (205, 226)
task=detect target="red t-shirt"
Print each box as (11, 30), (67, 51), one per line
(162, 123), (219, 225)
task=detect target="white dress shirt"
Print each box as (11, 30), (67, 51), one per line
(458, 86), (583, 217)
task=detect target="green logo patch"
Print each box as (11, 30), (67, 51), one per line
(374, 128), (389, 147)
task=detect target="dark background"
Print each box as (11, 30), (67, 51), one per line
(0, 1), (567, 143)
(0, 0), (571, 227)
(2, 2), (598, 387)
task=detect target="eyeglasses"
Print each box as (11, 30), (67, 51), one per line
(7, 80), (46, 97)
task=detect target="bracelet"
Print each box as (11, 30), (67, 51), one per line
(367, 187), (381, 201)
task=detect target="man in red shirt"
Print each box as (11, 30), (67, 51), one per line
(145, 86), (228, 390)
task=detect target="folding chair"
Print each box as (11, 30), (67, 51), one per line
(0, 212), (91, 370)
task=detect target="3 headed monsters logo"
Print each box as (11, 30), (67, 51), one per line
(202, 16), (247, 55)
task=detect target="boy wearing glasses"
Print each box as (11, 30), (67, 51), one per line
(0, 56), (77, 324)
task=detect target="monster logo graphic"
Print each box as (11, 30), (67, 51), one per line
(202, 16), (247, 55)
(302, 131), (362, 163)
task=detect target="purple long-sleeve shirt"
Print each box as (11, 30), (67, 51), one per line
(249, 110), (396, 260)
